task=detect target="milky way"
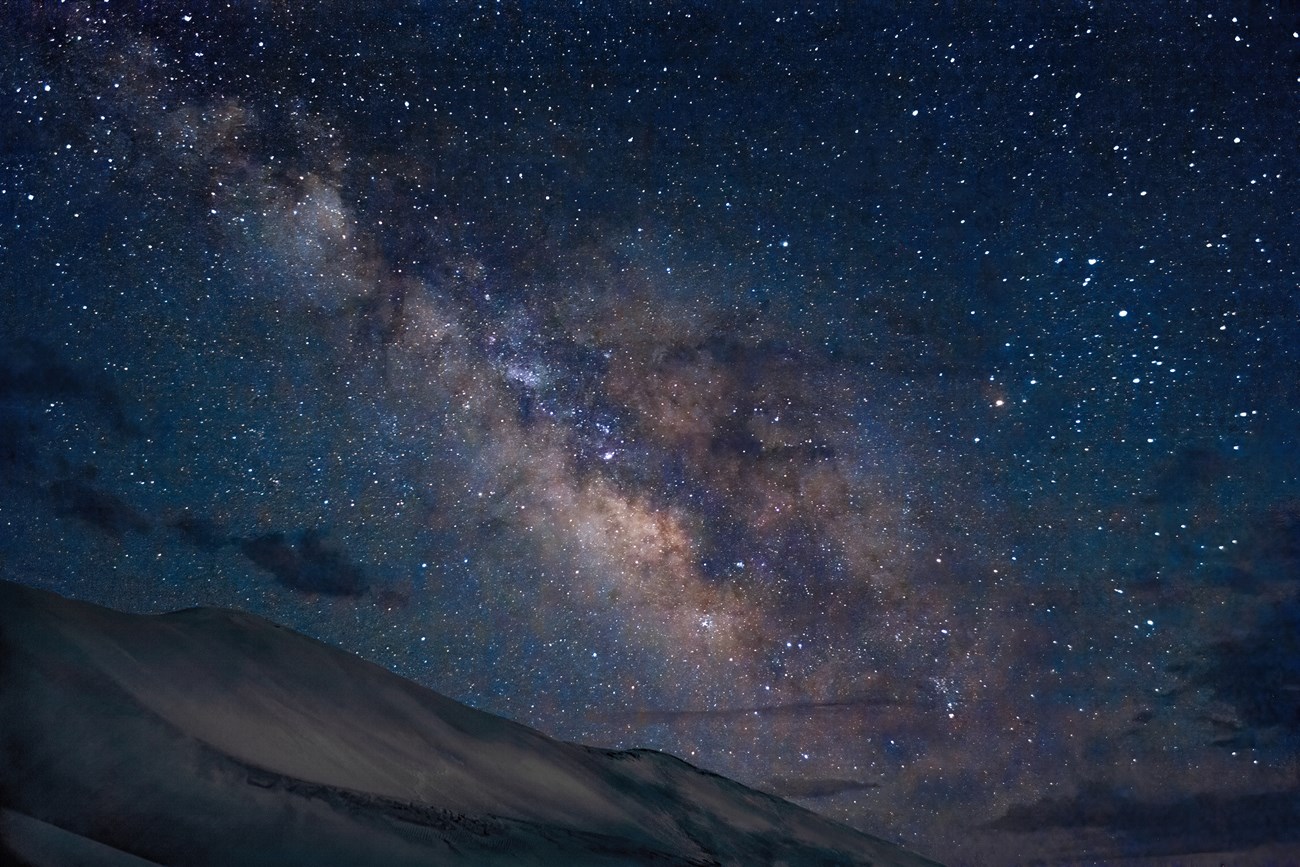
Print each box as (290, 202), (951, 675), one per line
(2, 3), (1297, 863)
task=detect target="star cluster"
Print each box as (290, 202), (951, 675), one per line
(1, 2), (1297, 862)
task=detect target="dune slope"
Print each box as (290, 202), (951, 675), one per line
(0, 579), (942, 866)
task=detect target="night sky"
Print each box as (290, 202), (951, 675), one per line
(2, 2), (1298, 863)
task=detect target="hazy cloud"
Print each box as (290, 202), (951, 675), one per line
(240, 529), (369, 596)
(47, 480), (151, 537)
(985, 782), (1300, 856)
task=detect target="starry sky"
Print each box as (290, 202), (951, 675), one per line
(1, 2), (1298, 863)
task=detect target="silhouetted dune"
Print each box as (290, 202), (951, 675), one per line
(0, 579), (942, 866)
